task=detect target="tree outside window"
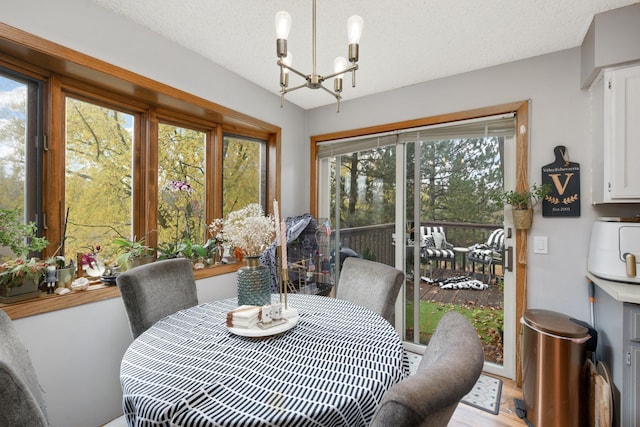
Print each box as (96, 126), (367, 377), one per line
(157, 124), (206, 246)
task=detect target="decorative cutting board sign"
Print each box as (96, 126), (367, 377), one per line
(542, 145), (580, 217)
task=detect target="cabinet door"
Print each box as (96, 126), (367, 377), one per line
(609, 66), (640, 199)
(625, 343), (640, 427)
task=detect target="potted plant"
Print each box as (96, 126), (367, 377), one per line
(492, 183), (551, 230)
(0, 207), (49, 302)
(113, 236), (155, 271)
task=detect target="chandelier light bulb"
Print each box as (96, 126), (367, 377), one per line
(334, 56), (348, 77)
(347, 15), (364, 44)
(275, 11), (292, 39)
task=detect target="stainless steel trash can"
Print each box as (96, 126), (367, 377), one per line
(522, 309), (591, 427)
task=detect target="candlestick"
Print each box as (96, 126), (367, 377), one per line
(283, 268), (289, 309)
(280, 221), (288, 270)
(273, 199), (281, 242)
(276, 245), (283, 302)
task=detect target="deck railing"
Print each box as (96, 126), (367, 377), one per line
(337, 221), (502, 266)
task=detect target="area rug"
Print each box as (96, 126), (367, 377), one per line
(461, 374), (502, 415)
(406, 351), (502, 415)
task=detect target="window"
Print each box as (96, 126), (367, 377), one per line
(0, 26), (279, 284)
(64, 96), (135, 261)
(157, 123), (207, 245)
(222, 134), (268, 215)
(0, 67), (44, 246)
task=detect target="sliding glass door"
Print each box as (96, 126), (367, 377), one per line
(316, 113), (517, 379)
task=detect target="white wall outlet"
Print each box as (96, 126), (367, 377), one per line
(533, 236), (548, 254)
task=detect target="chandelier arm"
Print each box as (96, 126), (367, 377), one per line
(319, 84), (341, 101)
(277, 60), (309, 81)
(281, 83), (308, 95)
(322, 64), (358, 81)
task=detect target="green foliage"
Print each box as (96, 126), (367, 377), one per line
(0, 207), (49, 287)
(113, 236), (155, 268)
(155, 241), (182, 260)
(222, 136), (263, 215)
(331, 137), (505, 228)
(64, 98), (135, 263)
(406, 300), (503, 347)
(157, 124), (206, 245)
(492, 183), (551, 210)
(0, 208), (48, 258)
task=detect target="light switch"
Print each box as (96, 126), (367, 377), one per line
(533, 236), (548, 254)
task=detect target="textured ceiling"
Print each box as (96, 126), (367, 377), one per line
(94, 0), (639, 110)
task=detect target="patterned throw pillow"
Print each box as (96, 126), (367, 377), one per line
(432, 232), (444, 249)
(424, 235), (435, 248)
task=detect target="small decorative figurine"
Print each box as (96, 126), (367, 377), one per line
(45, 265), (57, 294)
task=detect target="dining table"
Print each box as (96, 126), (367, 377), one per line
(120, 293), (409, 427)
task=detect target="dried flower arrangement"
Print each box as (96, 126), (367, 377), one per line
(223, 204), (276, 258)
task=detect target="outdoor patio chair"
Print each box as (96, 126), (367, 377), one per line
(420, 226), (456, 269)
(369, 311), (484, 427)
(467, 228), (505, 280)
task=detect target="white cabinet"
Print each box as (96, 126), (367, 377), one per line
(591, 64), (640, 204)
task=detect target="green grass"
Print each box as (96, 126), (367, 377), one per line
(406, 300), (503, 346)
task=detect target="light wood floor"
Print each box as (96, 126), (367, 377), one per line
(450, 375), (526, 427)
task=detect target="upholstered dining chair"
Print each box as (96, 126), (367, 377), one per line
(116, 258), (198, 339)
(0, 309), (49, 427)
(369, 311), (484, 427)
(335, 257), (404, 324)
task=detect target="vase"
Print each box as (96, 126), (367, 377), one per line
(56, 266), (75, 289)
(85, 256), (106, 277)
(237, 256), (271, 306)
(512, 208), (533, 230)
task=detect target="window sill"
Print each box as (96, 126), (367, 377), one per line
(1, 263), (241, 320)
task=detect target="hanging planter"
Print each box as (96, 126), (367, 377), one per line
(492, 183), (551, 231)
(512, 208), (534, 230)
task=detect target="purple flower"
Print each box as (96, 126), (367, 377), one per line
(169, 180), (193, 193)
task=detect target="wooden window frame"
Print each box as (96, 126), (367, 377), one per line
(0, 23), (281, 319)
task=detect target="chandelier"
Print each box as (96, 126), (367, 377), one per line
(275, 0), (363, 112)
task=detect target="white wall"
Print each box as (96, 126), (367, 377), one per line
(306, 47), (640, 323)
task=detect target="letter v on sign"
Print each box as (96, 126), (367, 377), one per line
(548, 173), (574, 196)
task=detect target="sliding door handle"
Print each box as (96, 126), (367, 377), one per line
(505, 246), (513, 272)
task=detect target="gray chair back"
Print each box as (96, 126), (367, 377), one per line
(370, 311), (484, 427)
(336, 257), (404, 324)
(116, 258), (198, 339)
(0, 310), (49, 427)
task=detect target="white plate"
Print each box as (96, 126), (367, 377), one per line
(227, 315), (299, 337)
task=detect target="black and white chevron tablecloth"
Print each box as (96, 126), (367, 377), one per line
(120, 293), (409, 427)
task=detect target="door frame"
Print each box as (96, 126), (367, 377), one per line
(310, 100), (530, 386)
